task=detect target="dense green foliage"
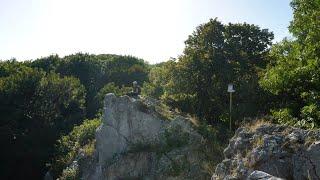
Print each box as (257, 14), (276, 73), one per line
(1, 0), (320, 179)
(0, 65), (86, 179)
(97, 83), (131, 105)
(260, 0), (320, 128)
(29, 53), (149, 117)
(51, 118), (101, 179)
(144, 0), (320, 128)
(144, 19), (274, 125)
(0, 54), (149, 179)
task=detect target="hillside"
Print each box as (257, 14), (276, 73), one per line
(1, 1), (320, 179)
(49, 94), (225, 179)
(48, 95), (320, 180)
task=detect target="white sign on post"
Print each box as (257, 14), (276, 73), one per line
(227, 83), (235, 93)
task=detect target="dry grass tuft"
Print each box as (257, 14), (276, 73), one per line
(187, 114), (200, 126)
(243, 119), (271, 132)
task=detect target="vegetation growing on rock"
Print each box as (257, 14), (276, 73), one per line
(80, 94), (227, 179)
(212, 119), (320, 179)
(0, 54), (148, 179)
(1, 0), (320, 179)
(51, 118), (101, 179)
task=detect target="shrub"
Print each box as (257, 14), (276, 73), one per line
(272, 108), (316, 129)
(51, 118), (101, 178)
(96, 82), (131, 110)
(59, 163), (79, 180)
(197, 122), (230, 173)
(271, 108), (296, 126)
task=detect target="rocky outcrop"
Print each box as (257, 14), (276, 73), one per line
(212, 122), (320, 180)
(78, 94), (219, 179)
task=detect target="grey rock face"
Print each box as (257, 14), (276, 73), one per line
(247, 171), (283, 180)
(96, 94), (165, 164)
(212, 123), (320, 180)
(79, 94), (216, 179)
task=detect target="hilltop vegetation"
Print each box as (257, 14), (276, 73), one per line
(143, 19), (274, 124)
(143, 0), (320, 128)
(0, 54), (149, 179)
(260, 0), (320, 129)
(0, 0), (319, 179)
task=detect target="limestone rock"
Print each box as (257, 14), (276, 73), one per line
(212, 122), (320, 180)
(247, 171), (283, 180)
(96, 94), (165, 164)
(76, 94), (217, 179)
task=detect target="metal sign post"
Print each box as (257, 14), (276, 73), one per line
(227, 84), (235, 131)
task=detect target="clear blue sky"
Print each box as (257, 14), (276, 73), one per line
(0, 0), (293, 63)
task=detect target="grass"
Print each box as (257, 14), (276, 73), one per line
(137, 98), (176, 120)
(136, 100), (151, 114)
(82, 140), (96, 157)
(304, 134), (318, 147)
(243, 118), (271, 132)
(154, 103), (175, 120)
(252, 135), (264, 147)
(186, 114), (200, 126)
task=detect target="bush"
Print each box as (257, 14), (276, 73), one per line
(51, 118), (101, 178)
(0, 64), (86, 179)
(96, 82), (131, 109)
(196, 122), (230, 173)
(271, 108), (296, 126)
(59, 164), (79, 180)
(272, 108), (316, 129)
(141, 82), (163, 99)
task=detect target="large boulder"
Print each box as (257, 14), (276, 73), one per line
(77, 94), (220, 179)
(96, 94), (166, 164)
(212, 121), (320, 180)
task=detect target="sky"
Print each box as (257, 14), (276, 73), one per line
(0, 0), (293, 64)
